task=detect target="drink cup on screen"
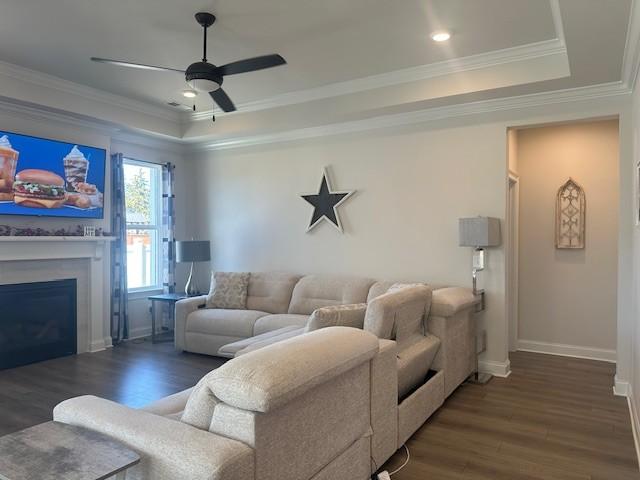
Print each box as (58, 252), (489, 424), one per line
(63, 145), (89, 192)
(0, 135), (18, 193)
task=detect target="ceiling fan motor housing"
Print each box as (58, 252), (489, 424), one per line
(186, 61), (222, 92)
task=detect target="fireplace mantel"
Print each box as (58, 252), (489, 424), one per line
(0, 236), (115, 352)
(0, 236), (115, 261)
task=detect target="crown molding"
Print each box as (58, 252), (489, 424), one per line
(622, 0), (640, 90)
(549, 0), (566, 48)
(193, 81), (630, 151)
(190, 38), (567, 122)
(0, 60), (181, 123)
(0, 94), (184, 153)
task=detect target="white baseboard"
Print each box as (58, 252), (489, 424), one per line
(615, 375), (631, 397)
(89, 336), (113, 352)
(479, 359), (511, 378)
(128, 326), (152, 340)
(627, 388), (640, 470)
(517, 339), (616, 363)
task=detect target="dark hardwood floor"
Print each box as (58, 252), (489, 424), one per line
(384, 351), (640, 480)
(0, 339), (224, 436)
(1, 343), (637, 479)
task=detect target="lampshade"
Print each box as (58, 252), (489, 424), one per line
(175, 240), (211, 263)
(459, 217), (501, 247)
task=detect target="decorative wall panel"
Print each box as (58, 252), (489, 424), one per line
(555, 178), (585, 249)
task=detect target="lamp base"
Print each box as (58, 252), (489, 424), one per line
(184, 262), (200, 297)
(468, 372), (493, 384)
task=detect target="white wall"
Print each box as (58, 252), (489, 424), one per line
(189, 95), (632, 376)
(516, 120), (619, 360)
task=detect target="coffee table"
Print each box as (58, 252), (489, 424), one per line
(0, 421), (140, 480)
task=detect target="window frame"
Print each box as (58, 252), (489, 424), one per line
(123, 157), (164, 294)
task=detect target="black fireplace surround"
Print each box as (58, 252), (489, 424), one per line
(0, 279), (77, 370)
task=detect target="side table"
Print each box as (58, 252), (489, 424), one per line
(0, 421), (139, 480)
(148, 292), (187, 344)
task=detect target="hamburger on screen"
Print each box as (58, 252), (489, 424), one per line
(0, 131), (105, 219)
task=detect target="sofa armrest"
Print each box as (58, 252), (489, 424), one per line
(431, 287), (479, 317)
(175, 295), (207, 350)
(54, 395), (253, 480)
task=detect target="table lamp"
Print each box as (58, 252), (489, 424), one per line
(175, 240), (211, 296)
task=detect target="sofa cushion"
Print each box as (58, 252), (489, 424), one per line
(187, 309), (269, 338)
(288, 275), (375, 315)
(207, 327), (379, 413)
(253, 313), (309, 336)
(217, 326), (303, 358)
(305, 303), (367, 332)
(397, 334), (441, 399)
(246, 272), (302, 314)
(206, 271), (250, 309)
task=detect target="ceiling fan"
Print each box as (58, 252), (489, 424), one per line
(91, 12), (286, 121)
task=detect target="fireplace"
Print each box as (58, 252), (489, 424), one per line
(0, 279), (77, 370)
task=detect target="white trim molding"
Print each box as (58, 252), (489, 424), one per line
(626, 389), (640, 469)
(191, 38), (567, 121)
(622, 0), (640, 90)
(196, 81), (630, 151)
(479, 359), (511, 378)
(0, 60), (179, 123)
(518, 339), (617, 363)
(616, 375), (631, 397)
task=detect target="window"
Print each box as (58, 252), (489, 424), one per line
(123, 159), (163, 292)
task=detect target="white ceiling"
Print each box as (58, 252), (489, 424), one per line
(0, 0), (633, 143)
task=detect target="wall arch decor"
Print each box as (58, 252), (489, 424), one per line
(555, 177), (585, 249)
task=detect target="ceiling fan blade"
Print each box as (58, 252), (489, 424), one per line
(218, 54), (286, 76)
(91, 57), (184, 73)
(210, 88), (236, 112)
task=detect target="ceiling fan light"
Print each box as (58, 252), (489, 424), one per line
(188, 78), (220, 92)
(182, 89), (198, 98)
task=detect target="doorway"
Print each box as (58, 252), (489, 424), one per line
(505, 120), (619, 362)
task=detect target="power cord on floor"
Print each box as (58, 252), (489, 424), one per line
(373, 444), (410, 479)
(388, 444), (410, 476)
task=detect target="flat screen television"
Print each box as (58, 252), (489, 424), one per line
(0, 130), (106, 219)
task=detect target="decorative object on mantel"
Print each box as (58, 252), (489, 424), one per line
(83, 226), (96, 237)
(556, 178), (585, 249)
(0, 224), (105, 237)
(301, 167), (355, 233)
(176, 240), (211, 296)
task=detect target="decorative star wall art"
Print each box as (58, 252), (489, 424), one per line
(301, 168), (355, 233)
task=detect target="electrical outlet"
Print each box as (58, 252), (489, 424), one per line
(377, 472), (391, 480)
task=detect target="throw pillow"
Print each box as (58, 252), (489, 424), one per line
(206, 272), (250, 309)
(306, 303), (367, 332)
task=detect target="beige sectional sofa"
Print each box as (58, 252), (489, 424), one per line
(175, 272), (478, 468)
(53, 272), (478, 479)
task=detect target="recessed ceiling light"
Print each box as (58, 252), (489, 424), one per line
(182, 89), (198, 98)
(431, 31), (451, 42)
